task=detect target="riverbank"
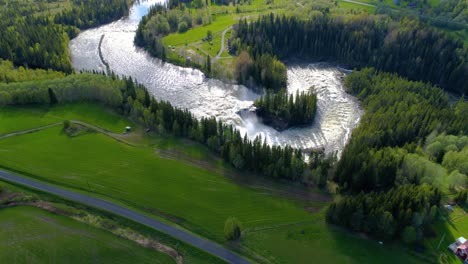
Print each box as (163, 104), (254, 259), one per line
(72, 22), (362, 154)
(98, 34), (111, 73)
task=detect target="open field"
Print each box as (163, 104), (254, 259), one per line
(242, 211), (426, 264)
(0, 116), (316, 242)
(0, 180), (225, 264)
(338, 1), (376, 13)
(0, 104), (130, 135)
(425, 206), (468, 264)
(163, 14), (236, 47)
(162, 0), (288, 74)
(0, 104), (439, 263)
(0, 206), (172, 264)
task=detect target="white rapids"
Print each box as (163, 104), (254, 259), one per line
(69, 0), (362, 155)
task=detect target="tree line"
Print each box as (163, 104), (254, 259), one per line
(0, 71), (316, 182)
(0, 0), (131, 73)
(335, 68), (467, 193)
(232, 14), (467, 95)
(135, 3), (211, 64)
(324, 68), (467, 243)
(54, 0), (129, 30)
(0, 59), (65, 83)
(234, 51), (287, 91)
(327, 184), (441, 244)
(254, 89), (317, 130)
(0, 7), (73, 73)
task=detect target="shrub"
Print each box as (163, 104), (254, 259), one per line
(224, 217), (242, 241)
(63, 120), (71, 130)
(455, 190), (467, 205)
(178, 21), (188, 33)
(402, 226), (417, 245)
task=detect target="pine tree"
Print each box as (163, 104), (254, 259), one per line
(48, 88), (58, 105)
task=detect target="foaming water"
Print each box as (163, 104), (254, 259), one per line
(69, 0), (362, 155)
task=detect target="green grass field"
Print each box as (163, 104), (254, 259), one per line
(0, 104), (436, 263)
(0, 104), (130, 135)
(162, 0), (286, 73)
(163, 15), (236, 47)
(242, 211), (426, 264)
(425, 206), (468, 264)
(0, 206), (173, 264)
(0, 119), (314, 242)
(338, 1), (376, 14)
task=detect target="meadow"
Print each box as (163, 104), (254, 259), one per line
(0, 103), (130, 135)
(0, 107), (315, 242)
(242, 211), (426, 264)
(162, 0), (288, 74)
(0, 206), (173, 264)
(338, 1), (376, 13)
(425, 206), (468, 264)
(0, 104), (445, 263)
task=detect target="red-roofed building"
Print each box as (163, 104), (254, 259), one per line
(449, 237), (468, 263)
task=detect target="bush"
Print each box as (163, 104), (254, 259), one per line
(224, 217), (242, 241)
(178, 21), (188, 33)
(63, 120), (71, 130)
(402, 226), (417, 245)
(455, 190), (467, 205)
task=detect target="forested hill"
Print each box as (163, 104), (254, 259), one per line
(336, 68), (467, 193)
(55, 0), (130, 30)
(233, 14), (468, 95)
(0, 0), (130, 72)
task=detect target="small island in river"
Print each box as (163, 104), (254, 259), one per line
(253, 88), (318, 131)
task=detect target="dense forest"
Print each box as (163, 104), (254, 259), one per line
(54, 0), (130, 30)
(327, 184), (441, 243)
(335, 68), (467, 193)
(234, 51), (287, 91)
(0, 0), (130, 73)
(254, 89), (317, 130)
(232, 14), (467, 95)
(323, 69), (468, 243)
(0, 59), (65, 83)
(0, 7), (72, 72)
(375, 0), (467, 31)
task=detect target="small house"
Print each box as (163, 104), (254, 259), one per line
(449, 237), (468, 263)
(125, 126), (132, 132)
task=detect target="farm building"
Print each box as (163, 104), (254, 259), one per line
(449, 237), (468, 263)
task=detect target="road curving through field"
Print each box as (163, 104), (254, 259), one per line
(0, 169), (251, 264)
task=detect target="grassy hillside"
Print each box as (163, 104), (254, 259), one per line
(0, 107), (314, 242)
(243, 211), (425, 264)
(0, 104), (130, 135)
(0, 104), (435, 263)
(0, 206), (173, 264)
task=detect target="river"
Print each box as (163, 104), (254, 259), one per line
(69, 0), (362, 155)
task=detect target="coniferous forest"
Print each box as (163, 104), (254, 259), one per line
(232, 14), (467, 95)
(254, 89), (318, 130)
(54, 0), (129, 30)
(0, 0), (130, 73)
